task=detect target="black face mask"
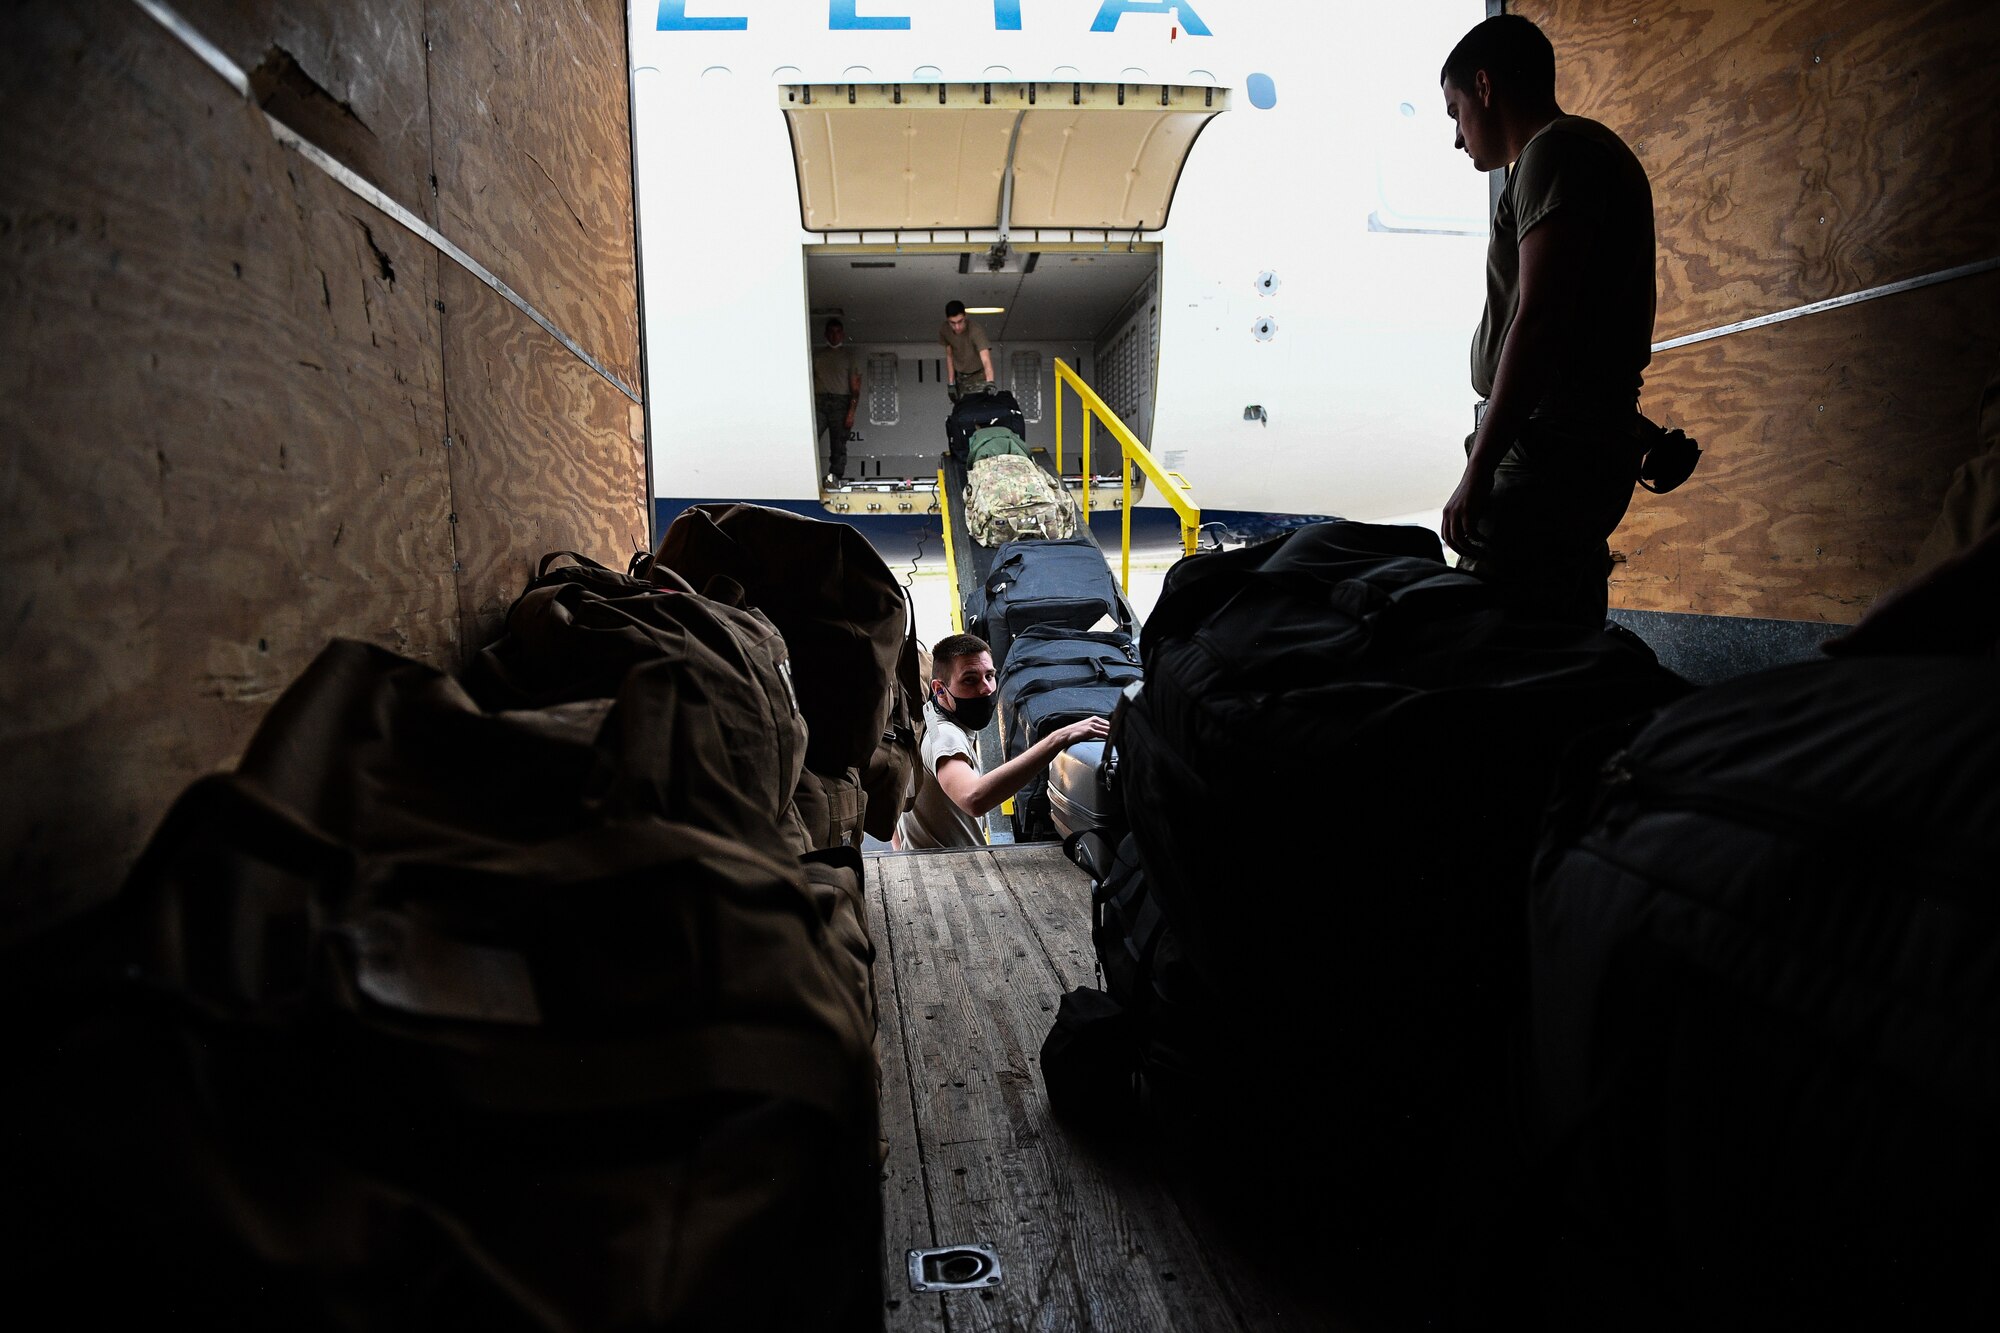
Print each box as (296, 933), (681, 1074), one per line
(936, 687), (995, 732)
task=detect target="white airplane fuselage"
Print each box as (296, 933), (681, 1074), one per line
(630, 0), (1491, 528)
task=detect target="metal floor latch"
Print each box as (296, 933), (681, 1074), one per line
(907, 1244), (1003, 1292)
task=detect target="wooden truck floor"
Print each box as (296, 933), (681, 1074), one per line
(868, 844), (1368, 1333)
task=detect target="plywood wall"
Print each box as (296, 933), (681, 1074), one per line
(0, 0), (644, 941)
(1515, 0), (2000, 620)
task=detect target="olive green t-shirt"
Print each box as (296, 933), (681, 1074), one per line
(938, 319), (991, 376)
(1472, 116), (1656, 409)
(812, 342), (860, 396)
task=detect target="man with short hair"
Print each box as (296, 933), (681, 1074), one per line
(938, 300), (996, 402)
(813, 317), (862, 486)
(1439, 13), (1657, 627)
(894, 633), (1110, 849)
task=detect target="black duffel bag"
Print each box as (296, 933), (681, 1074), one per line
(965, 536), (1130, 670)
(1529, 652), (2000, 1330)
(995, 626), (1142, 841)
(1113, 520), (1690, 1227)
(946, 388), (1026, 464)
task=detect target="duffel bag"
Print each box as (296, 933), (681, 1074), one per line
(652, 505), (923, 839)
(965, 536), (1129, 670)
(965, 423), (1032, 467)
(966, 454), (1078, 546)
(994, 627), (1141, 839)
(653, 504), (912, 781)
(946, 388), (1027, 463)
(1043, 687), (1218, 1151)
(466, 549), (807, 843)
(1530, 652), (2000, 1329)
(3, 637), (882, 1332)
(1115, 520), (1690, 1230)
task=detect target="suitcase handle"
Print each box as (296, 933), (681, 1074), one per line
(1101, 680), (1143, 799)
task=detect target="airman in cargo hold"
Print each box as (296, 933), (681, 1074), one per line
(939, 299), (998, 402)
(893, 633), (1109, 850)
(1439, 13), (1660, 627)
(812, 316), (861, 485)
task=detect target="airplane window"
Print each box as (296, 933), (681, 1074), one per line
(866, 353), (900, 427)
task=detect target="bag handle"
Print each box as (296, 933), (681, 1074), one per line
(984, 550), (1027, 595)
(536, 549), (614, 579)
(624, 550), (699, 595)
(1100, 680), (1143, 801)
(624, 549), (683, 591)
(536, 548), (699, 598)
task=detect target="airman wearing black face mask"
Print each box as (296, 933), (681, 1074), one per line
(893, 633), (1110, 850)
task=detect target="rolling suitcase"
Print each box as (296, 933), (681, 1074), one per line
(1047, 740), (1110, 840)
(964, 538), (1130, 670)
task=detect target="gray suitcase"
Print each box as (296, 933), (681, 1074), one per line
(1046, 739), (1111, 839)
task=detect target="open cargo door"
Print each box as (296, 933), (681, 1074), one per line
(781, 83), (1226, 234)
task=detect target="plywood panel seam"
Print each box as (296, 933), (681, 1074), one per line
(417, 0), (471, 658)
(1, 1), (461, 936)
(431, 265), (470, 658)
(873, 859), (951, 1327)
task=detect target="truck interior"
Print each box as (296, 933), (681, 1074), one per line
(9, 3), (1997, 1330)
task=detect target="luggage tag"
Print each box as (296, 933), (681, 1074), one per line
(346, 911), (543, 1025)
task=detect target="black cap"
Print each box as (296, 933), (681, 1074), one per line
(944, 300), (966, 317)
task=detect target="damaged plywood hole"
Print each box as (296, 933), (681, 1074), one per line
(249, 47), (371, 137)
(250, 45), (389, 230)
(133, 0), (640, 404)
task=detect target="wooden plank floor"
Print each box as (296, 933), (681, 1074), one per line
(868, 844), (1368, 1333)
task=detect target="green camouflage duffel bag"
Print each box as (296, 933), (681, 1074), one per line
(967, 453), (1078, 545)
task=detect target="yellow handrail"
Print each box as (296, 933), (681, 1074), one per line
(936, 467), (964, 633)
(936, 469), (998, 836)
(1052, 358), (1200, 592)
